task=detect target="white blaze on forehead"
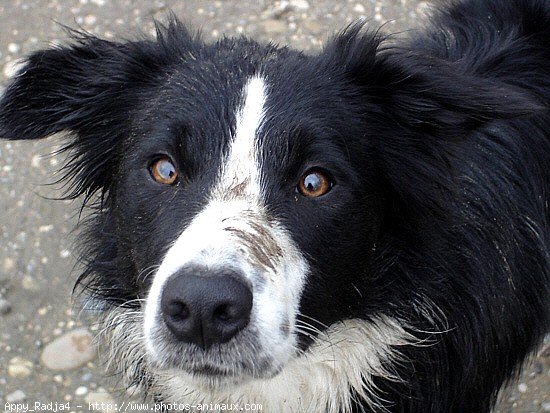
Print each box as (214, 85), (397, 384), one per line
(213, 75), (267, 200)
(234, 75), (267, 157)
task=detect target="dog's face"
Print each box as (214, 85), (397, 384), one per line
(0, 19), (537, 404)
(114, 49), (385, 382)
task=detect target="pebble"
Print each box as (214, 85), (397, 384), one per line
(262, 19), (287, 34)
(81, 372), (93, 381)
(303, 20), (322, 34)
(3, 257), (15, 271)
(41, 328), (97, 371)
(21, 275), (36, 290)
(529, 362), (543, 376)
(31, 154), (42, 168)
(290, 0), (309, 10)
(7, 42), (20, 54)
(85, 388), (115, 410)
(0, 298), (12, 315)
(542, 401), (550, 411)
(8, 357), (33, 378)
(75, 386), (88, 396)
(6, 390), (26, 403)
(84, 14), (97, 25)
(517, 382), (528, 393)
(353, 4), (366, 13)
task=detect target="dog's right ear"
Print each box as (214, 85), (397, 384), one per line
(0, 20), (196, 199)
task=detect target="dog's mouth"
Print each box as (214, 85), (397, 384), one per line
(187, 363), (233, 377)
(145, 323), (293, 384)
(168, 354), (288, 388)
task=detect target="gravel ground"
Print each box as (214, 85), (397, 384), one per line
(0, 1), (548, 412)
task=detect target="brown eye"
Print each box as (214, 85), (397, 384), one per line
(297, 169), (333, 197)
(150, 157), (178, 185)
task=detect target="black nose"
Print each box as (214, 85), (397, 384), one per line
(160, 269), (253, 350)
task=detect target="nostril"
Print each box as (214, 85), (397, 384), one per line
(213, 303), (235, 322)
(165, 300), (190, 320)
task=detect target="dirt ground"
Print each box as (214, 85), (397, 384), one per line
(0, 1), (548, 412)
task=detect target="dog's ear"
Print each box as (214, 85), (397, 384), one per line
(0, 20), (195, 201)
(323, 24), (542, 217)
(325, 24), (542, 137)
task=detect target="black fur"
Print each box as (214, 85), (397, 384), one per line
(1, 0), (548, 412)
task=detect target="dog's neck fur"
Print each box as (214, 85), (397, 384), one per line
(101, 308), (416, 413)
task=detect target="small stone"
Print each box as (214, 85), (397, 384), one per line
(41, 328), (97, 371)
(542, 402), (550, 411)
(3, 257), (15, 271)
(75, 386), (88, 396)
(8, 357), (33, 378)
(6, 390), (26, 403)
(530, 362), (543, 376)
(262, 19), (287, 34)
(290, 0), (309, 10)
(0, 298), (12, 315)
(303, 20), (322, 34)
(84, 14), (97, 25)
(31, 154), (42, 168)
(517, 382), (528, 393)
(354, 4), (366, 13)
(90, 0), (105, 5)
(8, 43), (20, 53)
(21, 275), (36, 290)
(81, 372), (93, 381)
(85, 388), (115, 410)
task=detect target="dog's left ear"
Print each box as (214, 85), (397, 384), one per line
(0, 20), (196, 201)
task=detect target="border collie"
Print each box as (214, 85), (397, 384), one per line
(1, 0), (548, 411)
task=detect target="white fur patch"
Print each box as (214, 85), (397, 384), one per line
(211, 75), (266, 201)
(102, 309), (417, 413)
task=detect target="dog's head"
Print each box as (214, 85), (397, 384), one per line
(0, 19), (538, 404)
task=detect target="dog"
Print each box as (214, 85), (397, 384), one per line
(0, 0), (548, 411)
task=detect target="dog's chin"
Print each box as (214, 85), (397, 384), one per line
(149, 350), (285, 388)
(155, 363), (283, 390)
(189, 366), (283, 389)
